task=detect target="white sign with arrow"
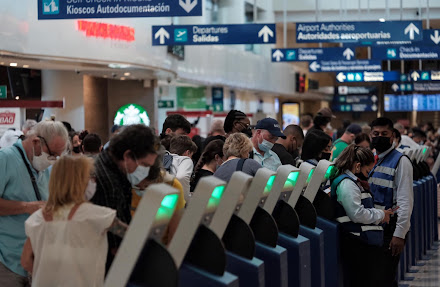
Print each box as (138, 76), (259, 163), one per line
(272, 49), (284, 62)
(343, 48), (354, 60)
(411, 71), (420, 81)
(179, 0), (198, 13)
(404, 23), (420, 40)
(337, 72), (347, 82)
(155, 27), (170, 44)
(309, 61), (321, 72)
(258, 25), (274, 43)
(431, 30), (440, 45)
(392, 83), (399, 92)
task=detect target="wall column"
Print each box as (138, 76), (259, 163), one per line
(83, 75), (109, 142)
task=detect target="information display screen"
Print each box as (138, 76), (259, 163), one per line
(384, 94), (440, 111)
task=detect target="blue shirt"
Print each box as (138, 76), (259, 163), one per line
(0, 140), (50, 276)
(252, 147), (282, 172)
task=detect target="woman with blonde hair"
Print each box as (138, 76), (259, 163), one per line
(214, 132), (261, 182)
(21, 155), (127, 287)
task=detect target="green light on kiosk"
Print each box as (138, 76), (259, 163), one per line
(156, 194), (179, 221)
(423, 148), (427, 154)
(263, 175), (277, 196)
(207, 185), (225, 209)
(284, 171), (300, 189)
(306, 169), (314, 184)
(324, 165), (335, 180)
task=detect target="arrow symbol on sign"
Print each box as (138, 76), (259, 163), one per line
(404, 23), (420, 40)
(309, 61), (320, 72)
(154, 27), (169, 44)
(392, 83), (399, 92)
(272, 49), (284, 62)
(431, 30), (440, 45)
(337, 72), (346, 82)
(343, 48), (354, 60)
(258, 25), (274, 43)
(179, 0), (198, 13)
(411, 71), (420, 81)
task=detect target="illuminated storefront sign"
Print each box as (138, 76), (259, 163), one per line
(77, 20), (135, 42)
(114, 104), (150, 126)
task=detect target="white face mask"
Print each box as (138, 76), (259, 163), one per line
(258, 134), (274, 152)
(126, 162), (150, 187)
(84, 180), (97, 200)
(32, 147), (54, 172)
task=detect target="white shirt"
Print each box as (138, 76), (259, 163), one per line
(377, 146), (414, 239)
(25, 203), (116, 287)
(170, 154), (194, 202)
(337, 170), (385, 225)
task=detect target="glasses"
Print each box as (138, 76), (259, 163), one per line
(37, 136), (57, 161)
(236, 121), (250, 129)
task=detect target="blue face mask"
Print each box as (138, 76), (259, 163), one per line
(258, 135), (274, 152)
(126, 161), (150, 186)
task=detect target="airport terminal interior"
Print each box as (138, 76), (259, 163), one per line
(2, 0), (440, 286)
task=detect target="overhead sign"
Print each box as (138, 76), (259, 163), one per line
(0, 86), (6, 99)
(336, 71), (400, 83)
(332, 94), (378, 112)
(271, 47), (355, 62)
(337, 86), (377, 95)
(114, 104), (150, 126)
(414, 82), (440, 92)
(372, 46), (440, 60)
(0, 108), (21, 136)
(212, 87), (224, 112)
(390, 82), (414, 92)
(424, 29), (440, 46)
(38, 0), (202, 19)
(158, 100), (174, 109)
(309, 60), (382, 72)
(408, 71), (440, 82)
(76, 20), (135, 42)
(296, 21), (423, 43)
(385, 94), (440, 112)
(152, 24), (275, 46)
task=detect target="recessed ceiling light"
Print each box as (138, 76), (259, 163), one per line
(108, 63), (130, 69)
(120, 77), (126, 80)
(15, 96), (19, 100)
(10, 63), (17, 67)
(23, 65), (30, 68)
(103, 75), (108, 78)
(379, 18), (386, 22)
(124, 72), (131, 76)
(0, 62), (4, 65)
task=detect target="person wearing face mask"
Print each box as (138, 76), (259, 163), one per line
(69, 131), (82, 156)
(223, 110), (252, 138)
(0, 120), (68, 287)
(91, 125), (159, 272)
(250, 118), (285, 172)
(21, 155), (128, 287)
(369, 117), (414, 287)
(271, 124), (304, 166)
(331, 145), (394, 287)
(191, 139), (225, 193)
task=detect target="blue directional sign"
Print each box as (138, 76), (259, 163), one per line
(271, 47), (356, 62)
(372, 46), (440, 60)
(407, 71), (440, 82)
(309, 60), (382, 72)
(332, 94), (378, 112)
(336, 71), (400, 83)
(152, 24), (276, 46)
(423, 30), (440, 46)
(38, 0), (202, 19)
(390, 82), (414, 93)
(296, 21), (423, 43)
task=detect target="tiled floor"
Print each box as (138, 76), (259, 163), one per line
(399, 225), (440, 287)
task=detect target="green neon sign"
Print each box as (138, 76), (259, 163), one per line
(156, 194), (179, 221)
(306, 169), (314, 184)
(324, 165), (336, 180)
(114, 104), (150, 126)
(263, 175), (277, 196)
(284, 171), (299, 189)
(207, 185), (225, 209)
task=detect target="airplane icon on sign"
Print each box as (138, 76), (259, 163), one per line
(177, 31), (186, 38)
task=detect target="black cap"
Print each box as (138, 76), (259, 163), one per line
(255, 118), (286, 139)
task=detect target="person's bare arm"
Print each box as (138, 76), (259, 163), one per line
(108, 217), (128, 238)
(0, 198), (45, 216)
(21, 238), (34, 274)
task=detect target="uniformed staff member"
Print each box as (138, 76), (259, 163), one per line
(331, 145), (394, 287)
(369, 117), (414, 286)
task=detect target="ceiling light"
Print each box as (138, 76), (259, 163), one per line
(15, 96), (19, 100)
(124, 72), (131, 76)
(120, 77), (126, 80)
(379, 18), (386, 22)
(10, 63), (17, 67)
(0, 62), (4, 65)
(23, 65), (30, 68)
(108, 63), (130, 69)
(103, 75), (108, 78)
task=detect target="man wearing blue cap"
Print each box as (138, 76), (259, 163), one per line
(251, 118), (286, 172)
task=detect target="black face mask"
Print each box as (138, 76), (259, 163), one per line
(72, 146), (81, 154)
(242, 128), (253, 138)
(320, 152), (331, 161)
(355, 172), (368, 181)
(371, 136), (392, 153)
(291, 149), (299, 160)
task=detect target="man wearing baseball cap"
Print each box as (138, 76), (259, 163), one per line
(251, 118), (286, 172)
(310, 107), (336, 132)
(331, 124), (362, 161)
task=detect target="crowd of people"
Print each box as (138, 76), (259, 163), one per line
(0, 107), (435, 286)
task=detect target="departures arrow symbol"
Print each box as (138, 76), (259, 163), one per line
(337, 72), (346, 82)
(392, 83), (399, 92)
(154, 27), (170, 44)
(272, 49), (284, 62)
(411, 71), (420, 81)
(404, 23), (420, 40)
(258, 25), (274, 43)
(179, 0), (198, 13)
(343, 48), (354, 60)
(309, 61), (320, 72)
(430, 30), (440, 45)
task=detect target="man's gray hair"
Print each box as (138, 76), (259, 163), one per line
(28, 120), (69, 148)
(22, 120), (37, 131)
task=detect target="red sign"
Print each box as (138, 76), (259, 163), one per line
(0, 112), (15, 125)
(77, 20), (135, 42)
